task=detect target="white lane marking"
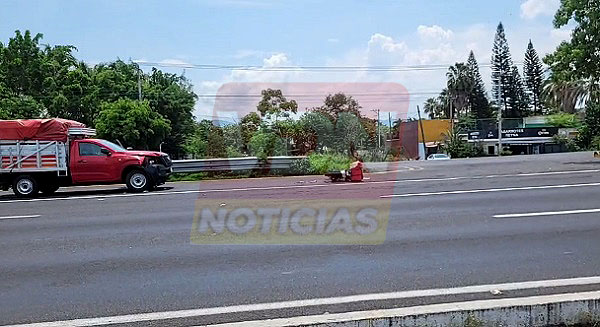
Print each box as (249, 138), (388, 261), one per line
(0, 215), (41, 220)
(381, 182), (600, 198)
(4, 276), (600, 327)
(203, 291), (600, 327)
(494, 208), (600, 218)
(0, 169), (598, 205)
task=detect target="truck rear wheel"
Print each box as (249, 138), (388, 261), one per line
(12, 175), (39, 198)
(126, 170), (148, 193)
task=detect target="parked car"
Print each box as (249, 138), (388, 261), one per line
(427, 153), (451, 160)
(0, 119), (172, 197)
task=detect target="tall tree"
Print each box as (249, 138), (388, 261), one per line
(256, 88), (298, 121)
(334, 112), (369, 156)
(144, 67), (197, 157)
(240, 112), (262, 152)
(0, 30), (98, 123)
(544, 0), (600, 111)
(524, 40), (545, 115)
(466, 51), (492, 119)
(544, 0), (600, 92)
(312, 93), (362, 122)
(491, 22), (514, 118)
(300, 111), (334, 151)
(508, 66), (530, 117)
(0, 30), (45, 97)
(94, 99), (171, 150)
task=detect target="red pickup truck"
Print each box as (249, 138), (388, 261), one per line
(0, 119), (173, 197)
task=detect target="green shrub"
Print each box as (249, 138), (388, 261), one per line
(308, 153), (352, 174)
(168, 172), (208, 182)
(576, 101), (600, 150)
(226, 145), (246, 158)
(546, 113), (581, 128)
(248, 131), (287, 160)
(289, 158), (315, 175)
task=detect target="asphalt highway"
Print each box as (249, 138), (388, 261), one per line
(1, 152), (600, 326)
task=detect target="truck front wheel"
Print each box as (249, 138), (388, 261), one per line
(12, 175), (39, 198)
(126, 170), (148, 193)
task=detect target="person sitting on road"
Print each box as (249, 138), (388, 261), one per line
(348, 154), (364, 182)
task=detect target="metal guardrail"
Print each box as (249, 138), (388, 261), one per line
(172, 156), (305, 173)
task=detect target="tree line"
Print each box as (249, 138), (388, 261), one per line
(0, 30), (385, 160)
(423, 24), (546, 121)
(0, 30), (196, 157)
(426, 0), (600, 151)
(184, 90), (388, 160)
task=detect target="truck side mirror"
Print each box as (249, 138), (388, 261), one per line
(100, 148), (111, 156)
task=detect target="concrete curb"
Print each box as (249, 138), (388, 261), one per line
(206, 291), (600, 327)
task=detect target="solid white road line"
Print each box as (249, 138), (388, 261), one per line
(381, 182), (600, 198)
(203, 291), (600, 327)
(4, 276), (600, 327)
(0, 215), (41, 220)
(0, 169), (598, 205)
(494, 208), (600, 218)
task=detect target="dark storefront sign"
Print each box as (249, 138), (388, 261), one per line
(468, 127), (558, 140)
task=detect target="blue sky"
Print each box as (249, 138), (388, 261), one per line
(1, 0), (570, 120)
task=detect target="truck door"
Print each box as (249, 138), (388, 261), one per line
(71, 141), (116, 183)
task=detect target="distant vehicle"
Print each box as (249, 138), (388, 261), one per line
(427, 153), (451, 161)
(0, 119), (172, 197)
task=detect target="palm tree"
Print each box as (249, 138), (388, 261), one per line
(423, 94), (450, 120)
(543, 79), (597, 113)
(423, 97), (440, 119)
(446, 63), (475, 118)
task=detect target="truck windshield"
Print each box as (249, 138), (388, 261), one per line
(98, 140), (127, 152)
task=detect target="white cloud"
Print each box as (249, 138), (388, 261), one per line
(550, 28), (572, 42)
(520, 0), (560, 19)
(263, 53), (291, 67)
(327, 38), (340, 43)
(225, 52), (302, 83)
(368, 33), (406, 54)
(417, 25), (454, 41)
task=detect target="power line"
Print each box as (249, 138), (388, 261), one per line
(134, 60), (525, 72)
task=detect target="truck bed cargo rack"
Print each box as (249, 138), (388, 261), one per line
(0, 140), (68, 175)
(68, 128), (96, 137)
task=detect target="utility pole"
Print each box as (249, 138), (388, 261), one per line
(417, 105), (427, 160)
(137, 68), (142, 101)
(388, 112), (393, 141)
(377, 109), (381, 149)
(497, 107), (503, 156)
(448, 94), (454, 131)
(372, 109), (381, 149)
